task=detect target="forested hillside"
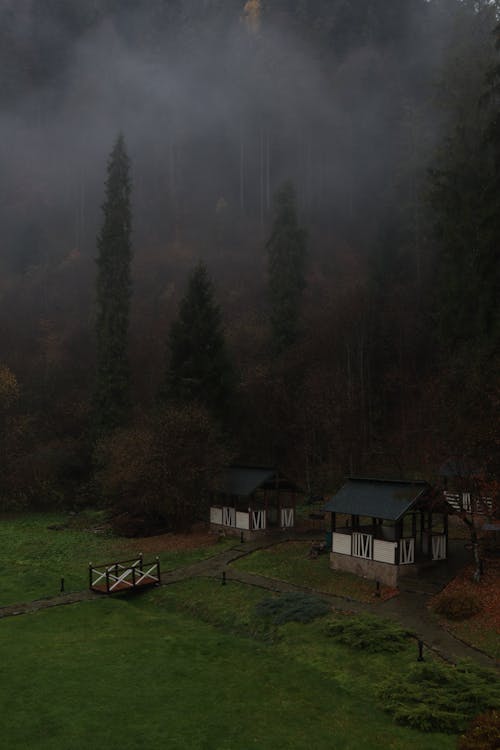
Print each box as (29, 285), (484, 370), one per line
(0, 0), (498, 519)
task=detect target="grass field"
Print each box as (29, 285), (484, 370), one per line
(0, 513), (234, 606)
(0, 578), (456, 750)
(231, 541), (389, 601)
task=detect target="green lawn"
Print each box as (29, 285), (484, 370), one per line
(0, 513), (234, 606)
(442, 618), (500, 661)
(0, 579), (456, 750)
(231, 541), (385, 601)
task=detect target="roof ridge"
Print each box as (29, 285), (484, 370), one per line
(346, 476), (427, 485)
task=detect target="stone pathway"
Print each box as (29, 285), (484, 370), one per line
(0, 533), (497, 669)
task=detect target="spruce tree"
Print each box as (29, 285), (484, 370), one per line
(94, 133), (132, 434)
(266, 181), (307, 353)
(161, 262), (233, 418)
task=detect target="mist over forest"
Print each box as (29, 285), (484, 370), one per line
(0, 0), (498, 519)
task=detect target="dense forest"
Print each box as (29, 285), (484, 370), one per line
(0, 0), (498, 528)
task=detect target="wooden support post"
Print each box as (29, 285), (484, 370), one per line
(106, 569), (110, 594)
(88, 563), (93, 590)
(156, 556), (161, 583)
(132, 566), (136, 587)
(428, 512), (433, 558)
(331, 512), (336, 532)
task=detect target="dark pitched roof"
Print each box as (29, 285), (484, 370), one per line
(439, 457), (483, 478)
(323, 478), (429, 521)
(218, 466), (301, 497)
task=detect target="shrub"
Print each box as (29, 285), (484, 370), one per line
(459, 710), (500, 750)
(255, 592), (330, 625)
(379, 660), (500, 734)
(326, 613), (411, 653)
(434, 592), (482, 621)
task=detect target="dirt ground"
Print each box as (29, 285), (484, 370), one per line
(433, 557), (500, 628)
(124, 523), (224, 554)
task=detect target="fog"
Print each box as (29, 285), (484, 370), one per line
(0, 0), (451, 275)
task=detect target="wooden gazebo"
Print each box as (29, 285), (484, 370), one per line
(323, 478), (448, 587)
(209, 466), (301, 537)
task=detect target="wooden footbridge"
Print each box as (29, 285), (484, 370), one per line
(89, 554), (160, 594)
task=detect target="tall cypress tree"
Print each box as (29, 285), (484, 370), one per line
(266, 181), (307, 353)
(161, 262), (233, 419)
(94, 133), (132, 434)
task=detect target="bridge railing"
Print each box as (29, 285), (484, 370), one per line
(89, 555), (160, 594)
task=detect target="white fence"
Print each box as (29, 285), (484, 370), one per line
(210, 507), (223, 525)
(332, 532), (351, 555)
(352, 532), (372, 560)
(445, 491), (493, 515)
(236, 511), (250, 530)
(399, 538), (415, 564)
(432, 534), (446, 560)
(222, 506), (236, 527)
(251, 510), (266, 530)
(281, 508), (294, 528)
(210, 507), (269, 531)
(373, 539), (397, 564)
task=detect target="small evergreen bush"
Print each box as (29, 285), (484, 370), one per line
(434, 592), (482, 620)
(459, 710), (500, 750)
(255, 592), (330, 625)
(379, 660), (500, 734)
(326, 614), (411, 653)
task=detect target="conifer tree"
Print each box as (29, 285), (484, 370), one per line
(161, 262), (233, 418)
(266, 181), (307, 353)
(94, 133), (132, 434)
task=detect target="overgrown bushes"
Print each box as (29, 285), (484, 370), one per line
(434, 591), (482, 620)
(379, 660), (500, 734)
(459, 710), (500, 750)
(326, 613), (411, 653)
(255, 592), (330, 625)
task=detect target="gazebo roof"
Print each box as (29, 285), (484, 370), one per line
(218, 466), (300, 497)
(439, 457), (483, 478)
(323, 478), (430, 522)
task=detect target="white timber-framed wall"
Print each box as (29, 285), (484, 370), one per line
(325, 479), (449, 587)
(209, 467), (300, 537)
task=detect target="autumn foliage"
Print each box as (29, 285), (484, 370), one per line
(459, 710), (500, 750)
(98, 404), (230, 535)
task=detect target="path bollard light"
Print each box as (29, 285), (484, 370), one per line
(222, 570), (226, 586)
(60, 577), (65, 594)
(375, 580), (381, 597)
(417, 639), (424, 662)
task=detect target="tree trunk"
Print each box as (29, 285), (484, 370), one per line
(239, 125), (245, 212)
(463, 515), (482, 582)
